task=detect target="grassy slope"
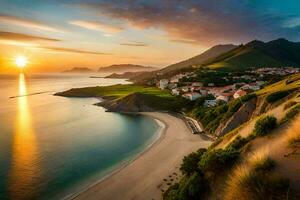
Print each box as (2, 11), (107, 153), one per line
(202, 39), (300, 70)
(56, 84), (173, 99)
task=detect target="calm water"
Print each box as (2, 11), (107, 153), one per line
(0, 73), (160, 200)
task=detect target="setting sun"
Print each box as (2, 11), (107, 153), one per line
(15, 56), (28, 68)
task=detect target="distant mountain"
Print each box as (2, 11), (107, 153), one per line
(105, 71), (147, 79)
(159, 44), (237, 74)
(98, 64), (155, 73)
(62, 67), (93, 73)
(202, 38), (300, 69)
(131, 44), (237, 83)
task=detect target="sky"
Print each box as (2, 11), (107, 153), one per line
(0, 0), (300, 72)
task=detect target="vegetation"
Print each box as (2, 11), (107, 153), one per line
(180, 149), (206, 176)
(192, 94), (256, 134)
(281, 104), (300, 123)
(253, 115), (277, 136)
(266, 90), (290, 103)
(284, 101), (297, 110)
(225, 156), (290, 200)
(56, 84), (173, 98)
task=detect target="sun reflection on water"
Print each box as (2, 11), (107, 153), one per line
(9, 73), (39, 199)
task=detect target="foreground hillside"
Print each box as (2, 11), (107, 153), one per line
(163, 73), (300, 200)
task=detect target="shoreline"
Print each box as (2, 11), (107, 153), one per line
(71, 112), (212, 200)
(64, 113), (167, 200)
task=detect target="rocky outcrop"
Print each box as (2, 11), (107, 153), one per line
(215, 98), (257, 136)
(97, 92), (156, 112)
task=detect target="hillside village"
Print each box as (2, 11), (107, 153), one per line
(157, 67), (299, 107)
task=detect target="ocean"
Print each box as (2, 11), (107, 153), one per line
(0, 73), (160, 200)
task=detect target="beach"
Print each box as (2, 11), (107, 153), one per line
(72, 112), (212, 200)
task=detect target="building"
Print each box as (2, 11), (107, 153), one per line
(233, 89), (247, 99)
(182, 92), (201, 101)
(158, 79), (169, 90)
(204, 99), (217, 107)
(208, 83), (215, 87)
(171, 88), (180, 96)
(181, 86), (190, 93)
(216, 95), (229, 102)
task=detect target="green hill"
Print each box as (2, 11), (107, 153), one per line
(202, 38), (300, 70)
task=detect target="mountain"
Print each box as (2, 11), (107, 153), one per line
(159, 44), (237, 74)
(98, 64), (156, 73)
(62, 67), (93, 73)
(202, 38), (300, 69)
(131, 44), (237, 83)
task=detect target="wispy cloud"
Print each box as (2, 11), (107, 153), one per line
(0, 14), (63, 33)
(69, 20), (123, 33)
(38, 46), (112, 55)
(169, 38), (198, 45)
(73, 0), (300, 45)
(120, 41), (148, 47)
(0, 31), (60, 42)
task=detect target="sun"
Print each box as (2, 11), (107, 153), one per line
(15, 56), (28, 68)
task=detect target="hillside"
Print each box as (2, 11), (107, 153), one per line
(62, 67), (93, 73)
(202, 38), (300, 69)
(98, 64), (155, 73)
(163, 73), (300, 200)
(131, 44), (237, 83)
(159, 44), (237, 74)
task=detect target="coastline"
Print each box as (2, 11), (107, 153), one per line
(70, 112), (212, 200)
(64, 113), (166, 200)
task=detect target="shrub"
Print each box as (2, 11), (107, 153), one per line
(266, 90), (290, 103)
(163, 172), (209, 200)
(253, 115), (277, 136)
(225, 157), (290, 200)
(281, 104), (300, 123)
(284, 101), (297, 110)
(227, 136), (251, 150)
(180, 148), (206, 175)
(199, 148), (240, 173)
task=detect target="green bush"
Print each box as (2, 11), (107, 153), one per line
(253, 157), (276, 172)
(163, 172), (209, 200)
(227, 136), (251, 150)
(180, 148), (206, 175)
(266, 90), (290, 103)
(281, 104), (300, 123)
(253, 115), (277, 136)
(199, 148), (240, 173)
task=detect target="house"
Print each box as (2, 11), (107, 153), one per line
(248, 83), (260, 91)
(208, 83), (215, 87)
(204, 99), (217, 107)
(182, 92), (201, 101)
(158, 79), (169, 90)
(256, 81), (265, 86)
(200, 89), (208, 96)
(171, 88), (180, 96)
(233, 89), (247, 99)
(181, 86), (190, 93)
(216, 95), (229, 102)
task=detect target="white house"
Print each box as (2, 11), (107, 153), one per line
(204, 99), (217, 107)
(216, 95), (229, 102)
(181, 86), (190, 93)
(208, 83), (215, 87)
(159, 79), (169, 90)
(233, 89), (247, 99)
(182, 92), (201, 101)
(171, 88), (180, 96)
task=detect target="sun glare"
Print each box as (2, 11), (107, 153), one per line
(15, 56), (28, 68)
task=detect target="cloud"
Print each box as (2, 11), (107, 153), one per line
(0, 31), (60, 42)
(69, 20), (123, 33)
(38, 46), (112, 55)
(0, 14), (63, 33)
(120, 41), (148, 47)
(169, 38), (198, 45)
(73, 0), (300, 45)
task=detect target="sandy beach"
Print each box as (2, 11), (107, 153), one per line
(72, 112), (212, 200)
